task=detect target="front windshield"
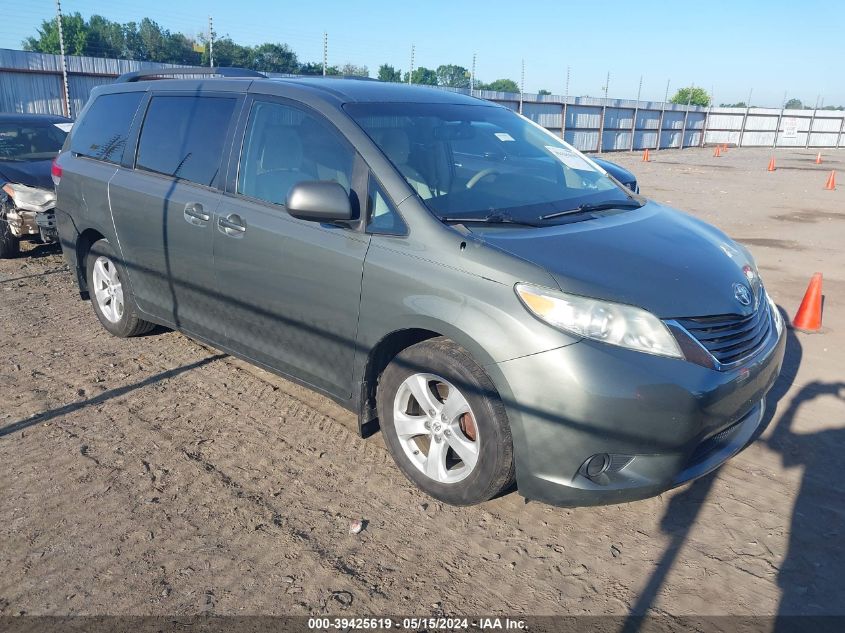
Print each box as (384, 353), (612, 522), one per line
(0, 121), (68, 162)
(346, 102), (638, 223)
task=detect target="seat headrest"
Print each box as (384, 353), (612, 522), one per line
(377, 128), (411, 165)
(260, 126), (303, 171)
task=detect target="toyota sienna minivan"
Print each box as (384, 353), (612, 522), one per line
(54, 68), (785, 507)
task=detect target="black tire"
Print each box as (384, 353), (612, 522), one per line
(377, 337), (515, 505)
(85, 239), (155, 337)
(0, 218), (20, 259)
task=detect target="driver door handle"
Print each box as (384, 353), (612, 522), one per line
(218, 213), (246, 236)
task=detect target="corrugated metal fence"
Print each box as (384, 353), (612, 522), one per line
(3, 48), (844, 151)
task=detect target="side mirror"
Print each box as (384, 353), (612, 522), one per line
(286, 181), (353, 223)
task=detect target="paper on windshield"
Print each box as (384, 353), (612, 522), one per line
(494, 132), (515, 142)
(545, 145), (593, 171)
(54, 122), (73, 132)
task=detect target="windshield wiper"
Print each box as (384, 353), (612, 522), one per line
(539, 200), (643, 221)
(440, 212), (540, 227)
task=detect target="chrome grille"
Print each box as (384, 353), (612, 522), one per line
(675, 300), (772, 367)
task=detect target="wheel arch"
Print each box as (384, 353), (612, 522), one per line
(75, 228), (106, 297)
(357, 320), (499, 437)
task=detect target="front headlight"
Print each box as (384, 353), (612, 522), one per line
(766, 290), (783, 336)
(515, 283), (683, 359)
(2, 183), (56, 212)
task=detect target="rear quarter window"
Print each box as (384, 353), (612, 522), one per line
(70, 92), (144, 163)
(136, 95), (235, 187)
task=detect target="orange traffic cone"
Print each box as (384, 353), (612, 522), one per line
(642, 148), (650, 162)
(714, 146), (721, 157)
(824, 170), (836, 190)
(767, 157), (776, 171)
(722, 144), (728, 153)
(815, 152), (822, 164)
(792, 273), (823, 332)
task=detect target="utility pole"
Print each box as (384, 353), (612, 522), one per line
(630, 75), (642, 151)
(322, 32), (328, 76)
(561, 65), (570, 140)
(408, 44), (415, 84)
(470, 53), (476, 93)
(603, 71), (610, 99)
(55, 0), (71, 118)
(519, 59), (525, 114)
(208, 16), (214, 67)
(664, 79), (671, 103)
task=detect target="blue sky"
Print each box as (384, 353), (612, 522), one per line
(3, 0), (841, 107)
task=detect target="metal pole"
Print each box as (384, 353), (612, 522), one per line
(773, 92), (786, 149)
(806, 98), (818, 149)
(597, 71), (609, 153)
(680, 85), (692, 149)
(630, 75), (642, 151)
(657, 79), (670, 151)
(408, 44), (415, 84)
(738, 88), (752, 148)
(519, 59), (525, 114)
(561, 66), (570, 140)
(470, 53), (476, 94)
(208, 16), (214, 68)
(322, 32), (327, 76)
(700, 85), (714, 147)
(55, 0), (71, 118)
(835, 114), (844, 149)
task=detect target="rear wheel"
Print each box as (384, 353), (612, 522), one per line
(377, 338), (515, 505)
(85, 239), (155, 337)
(0, 218), (20, 259)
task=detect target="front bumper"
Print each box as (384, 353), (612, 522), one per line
(488, 324), (785, 506)
(2, 204), (56, 241)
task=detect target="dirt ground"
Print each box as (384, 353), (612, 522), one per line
(1, 147), (843, 618)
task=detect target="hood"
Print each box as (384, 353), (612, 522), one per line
(0, 159), (54, 190)
(471, 202), (761, 319)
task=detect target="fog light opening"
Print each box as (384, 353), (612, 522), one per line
(585, 453), (611, 479)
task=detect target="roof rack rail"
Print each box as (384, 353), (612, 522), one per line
(115, 66), (267, 83)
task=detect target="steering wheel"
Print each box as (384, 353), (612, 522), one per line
(466, 167), (500, 189)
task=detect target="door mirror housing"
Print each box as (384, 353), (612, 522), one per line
(286, 181), (353, 223)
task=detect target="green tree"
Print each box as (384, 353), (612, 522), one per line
(538, 89), (551, 96)
(435, 64), (470, 88)
(784, 98), (804, 109)
(404, 67), (438, 85)
(669, 86), (710, 107)
(251, 43), (299, 73)
(298, 62), (340, 76)
(201, 37), (250, 67)
(341, 63), (369, 77)
(23, 12), (89, 56)
(480, 78), (520, 93)
(377, 64), (402, 82)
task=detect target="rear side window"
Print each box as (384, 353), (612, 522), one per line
(136, 95), (236, 187)
(70, 92), (143, 163)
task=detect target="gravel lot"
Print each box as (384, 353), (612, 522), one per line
(1, 147), (843, 618)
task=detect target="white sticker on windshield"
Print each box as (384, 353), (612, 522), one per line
(54, 122), (73, 132)
(494, 132), (515, 142)
(545, 145), (593, 170)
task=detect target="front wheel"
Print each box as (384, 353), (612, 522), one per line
(0, 218), (20, 259)
(377, 338), (515, 505)
(85, 239), (155, 337)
